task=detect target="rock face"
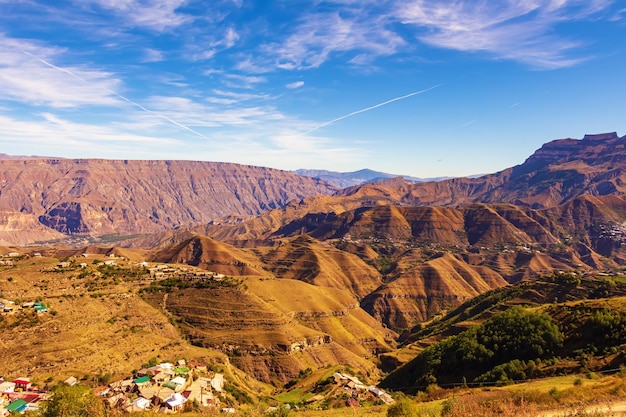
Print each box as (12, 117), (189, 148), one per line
(334, 132), (626, 209)
(0, 158), (337, 244)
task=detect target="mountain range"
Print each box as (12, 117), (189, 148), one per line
(293, 168), (448, 188)
(3, 131), (626, 387)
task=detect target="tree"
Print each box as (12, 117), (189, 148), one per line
(477, 306), (562, 362)
(37, 384), (107, 417)
(387, 398), (422, 417)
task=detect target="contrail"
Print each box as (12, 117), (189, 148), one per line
(303, 83), (443, 135)
(21, 51), (208, 139)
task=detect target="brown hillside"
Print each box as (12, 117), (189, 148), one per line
(335, 132), (626, 210)
(260, 235), (382, 299)
(0, 158), (337, 245)
(361, 253), (508, 329)
(143, 276), (396, 384)
(150, 235), (266, 276)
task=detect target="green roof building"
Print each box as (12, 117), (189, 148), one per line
(134, 376), (150, 384)
(6, 399), (28, 413)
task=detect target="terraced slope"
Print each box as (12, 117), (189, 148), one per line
(142, 276), (396, 384)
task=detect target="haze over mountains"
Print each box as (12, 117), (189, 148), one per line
(293, 168), (447, 188)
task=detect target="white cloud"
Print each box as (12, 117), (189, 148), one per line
(142, 48), (165, 62)
(394, 0), (616, 68)
(222, 73), (266, 89)
(0, 113), (178, 157)
(256, 11), (405, 70)
(0, 35), (121, 108)
(286, 81), (304, 89)
(86, 0), (191, 31)
(211, 89), (271, 102)
(223, 27), (239, 48)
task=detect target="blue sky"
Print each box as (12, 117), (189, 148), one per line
(0, 0), (625, 178)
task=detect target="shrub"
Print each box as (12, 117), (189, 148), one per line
(387, 398), (422, 417)
(38, 384), (107, 417)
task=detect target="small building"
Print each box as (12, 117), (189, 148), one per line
(0, 381), (16, 393)
(34, 303), (48, 313)
(5, 399), (28, 414)
(162, 381), (178, 391)
(109, 378), (134, 393)
(13, 378), (31, 391)
(153, 387), (175, 405)
(133, 376), (151, 388)
(63, 377), (77, 386)
(164, 393), (186, 411)
(138, 386), (158, 401)
(211, 374), (224, 393)
(173, 367), (189, 376)
(188, 361), (207, 372)
(129, 397), (150, 411)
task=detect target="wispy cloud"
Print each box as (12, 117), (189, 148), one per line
(142, 48), (165, 63)
(256, 10), (405, 70)
(286, 81), (304, 89)
(17, 45), (208, 138)
(0, 113), (178, 154)
(86, 0), (191, 31)
(222, 73), (266, 89)
(394, 0), (616, 68)
(0, 35), (120, 108)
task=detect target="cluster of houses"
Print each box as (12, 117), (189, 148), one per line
(0, 377), (48, 415)
(0, 252), (21, 267)
(98, 359), (230, 413)
(0, 360), (229, 415)
(325, 372), (394, 407)
(148, 265), (225, 282)
(0, 300), (47, 315)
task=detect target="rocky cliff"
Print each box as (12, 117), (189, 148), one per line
(0, 158), (338, 245)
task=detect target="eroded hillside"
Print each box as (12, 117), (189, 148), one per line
(0, 158), (337, 245)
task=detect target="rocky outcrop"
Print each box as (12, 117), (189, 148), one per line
(333, 132), (626, 209)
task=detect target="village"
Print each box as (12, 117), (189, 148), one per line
(0, 359), (231, 415)
(94, 359), (230, 413)
(1, 251), (396, 414)
(0, 365), (395, 415)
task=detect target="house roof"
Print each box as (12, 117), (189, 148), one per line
(6, 399), (28, 412)
(171, 377), (186, 386)
(13, 379), (30, 385)
(131, 397), (151, 409)
(162, 382), (178, 390)
(165, 393), (185, 408)
(133, 376), (150, 384)
(63, 377), (77, 386)
(155, 387), (175, 401)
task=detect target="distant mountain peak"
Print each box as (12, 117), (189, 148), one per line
(293, 168), (450, 188)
